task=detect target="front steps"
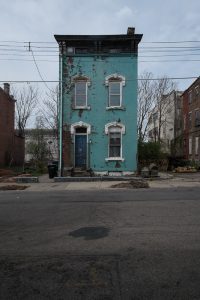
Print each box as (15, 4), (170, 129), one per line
(63, 167), (94, 177)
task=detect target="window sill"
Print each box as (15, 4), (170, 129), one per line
(106, 106), (126, 111)
(73, 106), (91, 110)
(105, 157), (125, 162)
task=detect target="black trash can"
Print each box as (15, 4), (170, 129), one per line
(48, 164), (57, 179)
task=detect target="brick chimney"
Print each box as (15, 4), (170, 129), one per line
(127, 27), (135, 35)
(4, 83), (10, 95)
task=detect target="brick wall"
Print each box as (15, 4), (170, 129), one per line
(62, 130), (71, 167)
(182, 77), (200, 161)
(0, 86), (24, 166)
(0, 87), (15, 166)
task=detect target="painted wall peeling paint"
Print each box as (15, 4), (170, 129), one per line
(61, 54), (138, 172)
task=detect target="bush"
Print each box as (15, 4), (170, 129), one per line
(138, 141), (168, 172)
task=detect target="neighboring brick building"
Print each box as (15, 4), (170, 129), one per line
(0, 83), (24, 166)
(182, 77), (200, 161)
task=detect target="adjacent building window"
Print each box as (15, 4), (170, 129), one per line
(183, 115), (186, 130)
(189, 112), (192, 128)
(189, 137), (192, 155)
(195, 110), (200, 127)
(189, 91), (192, 104)
(195, 85), (199, 97)
(195, 137), (199, 155)
(73, 76), (91, 109)
(105, 74), (125, 108)
(105, 122), (125, 161)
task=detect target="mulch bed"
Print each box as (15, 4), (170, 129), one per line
(111, 180), (149, 189)
(0, 185), (29, 191)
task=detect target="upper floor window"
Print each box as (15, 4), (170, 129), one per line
(189, 112), (192, 128)
(105, 74), (125, 108)
(73, 76), (91, 109)
(189, 91), (192, 104)
(195, 110), (200, 127)
(195, 85), (199, 97)
(109, 80), (121, 107)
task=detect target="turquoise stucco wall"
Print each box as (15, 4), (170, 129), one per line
(62, 54), (138, 172)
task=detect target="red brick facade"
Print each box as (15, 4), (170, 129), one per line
(182, 77), (200, 161)
(62, 130), (71, 167)
(0, 84), (24, 166)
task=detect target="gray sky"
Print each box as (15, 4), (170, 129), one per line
(0, 0), (200, 94)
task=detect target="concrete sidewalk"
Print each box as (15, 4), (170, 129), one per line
(0, 173), (200, 191)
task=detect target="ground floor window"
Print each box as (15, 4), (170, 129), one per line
(105, 122), (125, 161)
(109, 132), (121, 157)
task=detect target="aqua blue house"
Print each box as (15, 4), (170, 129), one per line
(55, 27), (142, 175)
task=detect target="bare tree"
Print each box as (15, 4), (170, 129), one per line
(39, 86), (58, 137)
(14, 85), (38, 137)
(137, 72), (155, 142)
(153, 77), (176, 143)
(26, 116), (51, 163)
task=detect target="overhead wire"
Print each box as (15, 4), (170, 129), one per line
(30, 48), (56, 92)
(0, 77), (199, 83)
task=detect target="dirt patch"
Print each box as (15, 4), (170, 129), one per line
(0, 169), (15, 177)
(111, 180), (149, 189)
(0, 185), (29, 191)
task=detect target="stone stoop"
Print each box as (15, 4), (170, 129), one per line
(63, 167), (94, 177)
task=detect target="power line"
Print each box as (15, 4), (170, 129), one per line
(30, 49), (56, 92)
(0, 77), (198, 83)
(141, 40), (200, 44)
(0, 39), (200, 44)
(1, 56), (200, 63)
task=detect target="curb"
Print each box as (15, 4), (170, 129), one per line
(16, 177), (39, 183)
(54, 176), (144, 182)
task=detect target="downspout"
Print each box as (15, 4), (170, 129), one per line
(59, 47), (63, 176)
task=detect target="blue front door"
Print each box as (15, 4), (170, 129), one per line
(75, 135), (87, 167)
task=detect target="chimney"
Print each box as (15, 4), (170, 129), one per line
(127, 27), (135, 35)
(4, 83), (10, 95)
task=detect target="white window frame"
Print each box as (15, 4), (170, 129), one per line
(108, 81), (122, 107)
(73, 75), (91, 109)
(105, 122), (125, 161)
(105, 74), (125, 109)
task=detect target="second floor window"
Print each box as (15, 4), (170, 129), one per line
(105, 74), (125, 108)
(75, 80), (87, 108)
(195, 110), (200, 126)
(189, 91), (192, 104)
(109, 80), (121, 107)
(189, 112), (192, 128)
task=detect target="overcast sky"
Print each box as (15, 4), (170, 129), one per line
(0, 0), (200, 95)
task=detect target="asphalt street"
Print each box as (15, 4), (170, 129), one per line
(1, 187), (200, 299)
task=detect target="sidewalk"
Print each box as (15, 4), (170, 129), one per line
(0, 173), (200, 191)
